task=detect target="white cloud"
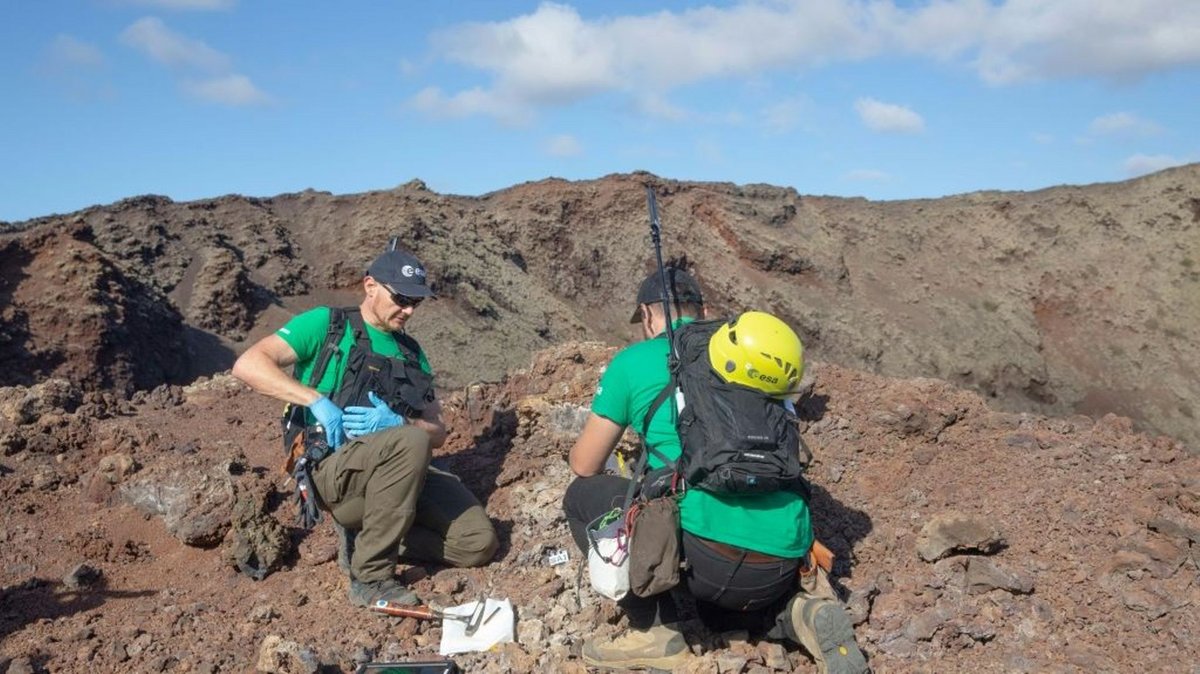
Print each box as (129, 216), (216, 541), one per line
(37, 35), (113, 101)
(120, 17), (271, 106)
(878, 0), (990, 60)
(973, 0), (1200, 84)
(854, 97), (924, 134)
(416, 1), (1200, 120)
(117, 0), (235, 9)
(631, 94), (746, 126)
(761, 98), (809, 134)
(429, 3), (616, 107)
(418, 1), (877, 121)
(544, 134), (583, 157)
(1088, 112), (1162, 137)
(182, 74), (270, 106)
(44, 35), (106, 70)
(1123, 153), (1188, 176)
(633, 93), (689, 122)
(845, 169), (890, 181)
(1032, 132), (1055, 145)
(411, 86), (529, 126)
(120, 17), (230, 71)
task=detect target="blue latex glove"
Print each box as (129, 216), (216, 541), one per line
(343, 391), (405, 439)
(309, 395), (345, 450)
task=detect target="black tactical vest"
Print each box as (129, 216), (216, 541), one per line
(282, 307), (434, 451)
(330, 308), (434, 417)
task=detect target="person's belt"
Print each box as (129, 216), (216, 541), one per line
(696, 536), (794, 564)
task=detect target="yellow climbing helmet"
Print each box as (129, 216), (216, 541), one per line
(707, 311), (804, 397)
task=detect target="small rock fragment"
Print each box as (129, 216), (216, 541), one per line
(917, 512), (1006, 562)
(63, 563), (103, 590)
(256, 634), (319, 674)
(964, 558), (1034, 594)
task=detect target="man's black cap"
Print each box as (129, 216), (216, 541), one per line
(630, 268), (704, 323)
(366, 249), (435, 298)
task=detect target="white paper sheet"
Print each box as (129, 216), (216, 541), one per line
(438, 598), (514, 655)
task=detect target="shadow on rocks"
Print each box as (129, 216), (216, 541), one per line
(437, 408), (518, 506)
(797, 392), (872, 582)
(797, 393), (829, 423)
(808, 480), (873, 588)
(180, 325), (237, 381)
(486, 518), (516, 564)
(0, 577), (155, 643)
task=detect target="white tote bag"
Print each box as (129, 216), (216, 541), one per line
(586, 515), (630, 601)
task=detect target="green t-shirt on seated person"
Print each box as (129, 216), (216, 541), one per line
(276, 306), (433, 423)
(590, 319), (813, 559)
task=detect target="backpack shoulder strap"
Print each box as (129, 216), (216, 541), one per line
(304, 307), (348, 388)
(639, 384), (678, 468)
(391, 331), (425, 368)
(620, 359), (681, 510)
(344, 307), (424, 365)
(639, 326), (688, 458)
(342, 307), (373, 348)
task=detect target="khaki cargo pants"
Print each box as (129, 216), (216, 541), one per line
(311, 425), (498, 583)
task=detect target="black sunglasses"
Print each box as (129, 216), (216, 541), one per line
(382, 284), (425, 309)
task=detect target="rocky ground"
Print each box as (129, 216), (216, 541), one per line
(1, 169), (1197, 672)
(2, 167), (1197, 447)
(1, 341), (1196, 673)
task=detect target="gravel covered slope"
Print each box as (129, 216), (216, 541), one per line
(0, 342), (1194, 672)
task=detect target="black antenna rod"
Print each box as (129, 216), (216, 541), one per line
(645, 185), (678, 359)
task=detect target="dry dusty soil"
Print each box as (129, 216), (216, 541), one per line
(0, 169), (1198, 673)
(0, 344), (1197, 673)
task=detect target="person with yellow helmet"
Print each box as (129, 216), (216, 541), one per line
(562, 267), (866, 673)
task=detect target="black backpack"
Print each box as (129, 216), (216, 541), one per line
(642, 319), (811, 497)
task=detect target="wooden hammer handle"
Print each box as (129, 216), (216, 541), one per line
(371, 602), (438, 620)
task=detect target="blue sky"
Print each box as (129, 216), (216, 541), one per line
(2, 0), (1198, 222)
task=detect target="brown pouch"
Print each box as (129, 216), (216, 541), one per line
(627, 497), (681, 598)
(282, 428), (306, 476)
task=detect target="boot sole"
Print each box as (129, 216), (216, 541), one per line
(581, 651), (691, 672)
(348, 588), (419, 608)
(800, 598), (869, 674)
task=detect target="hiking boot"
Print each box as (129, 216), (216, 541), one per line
(334, 522), (357, 577)
(348, 577), (420, 608)
(582, 623), (692, 671)
(788, 596), (868, 674)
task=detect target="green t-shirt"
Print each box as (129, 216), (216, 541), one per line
(276, 306), (433, 421)
(591, 320), (813, 559)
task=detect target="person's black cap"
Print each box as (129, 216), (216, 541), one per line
(630, 268), (704, 323)
(366, 249), (435, 298)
